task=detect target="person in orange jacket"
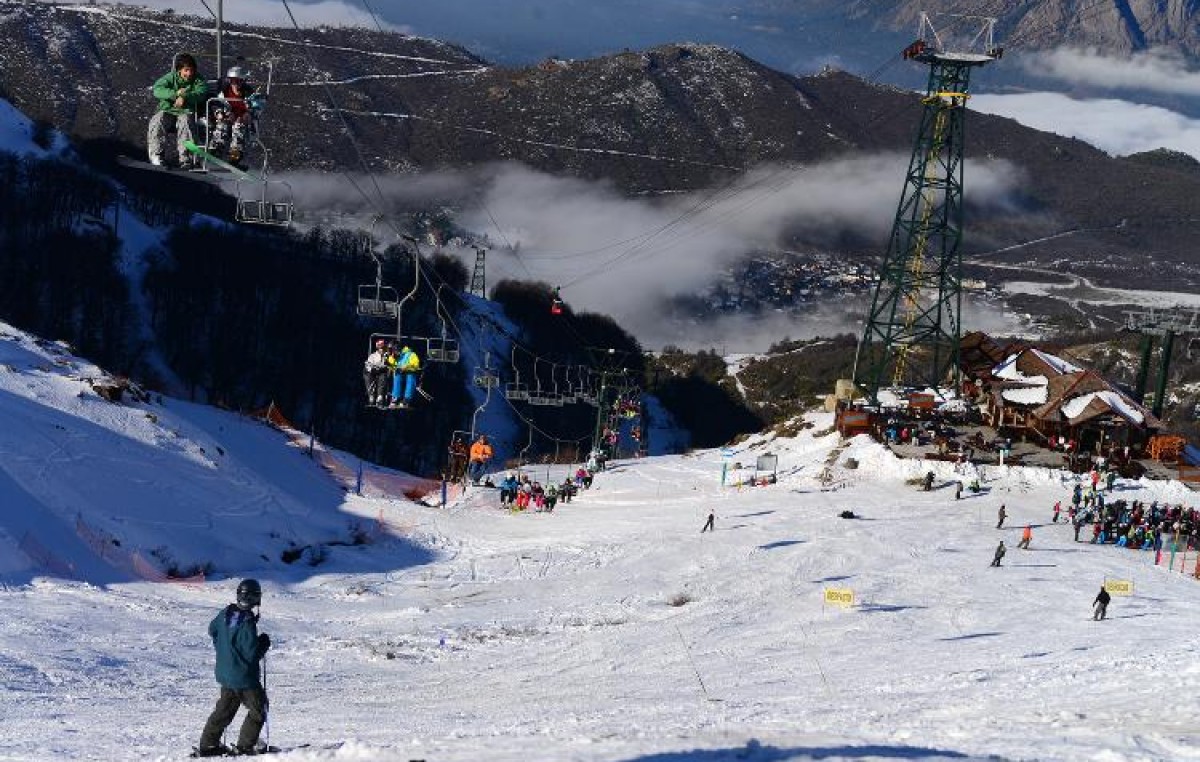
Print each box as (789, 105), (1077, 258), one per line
(468, 435), (493, 484)
(1017, 524), (1033, 550)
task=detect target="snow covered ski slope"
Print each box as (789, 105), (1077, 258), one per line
(1, 324), (1200, 761)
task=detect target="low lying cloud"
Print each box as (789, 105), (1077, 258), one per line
(1027, 46), (1200, 97)
(284, 155), (1022, 346)
(39, 0), (399, 30)
(973, 92), (1200, 159)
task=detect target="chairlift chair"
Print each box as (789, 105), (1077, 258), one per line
(546, 363), (565, 407)
(189, 59), (295, 227)
(427, 337), (460, 363)
(427, 286), (460, 363)
(473, 366), (500, 388)
(357, 283), (401, 318)
(504, 377), (530, 401)
(527, 358), (552, 405)
(366, 333), (432, 409)
(504, 347), (530, 400)
(235, 176), (293, 227)
(557, 366), (578, 404)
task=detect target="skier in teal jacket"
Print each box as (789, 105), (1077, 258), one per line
(147, 52), (209, 168)
(196, 579), (272, 756)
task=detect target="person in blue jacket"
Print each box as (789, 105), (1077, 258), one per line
(389, 344), (421, 408)
(196, 579), (272, 756)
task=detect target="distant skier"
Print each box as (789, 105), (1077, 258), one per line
(196, 579), (272, 757)
(1052, 501), (1061, 523)
(990, 540), (1006, 567)
(1017, 524), (1033, 550)
(701, 509), (715, 533)
(955, 481), (963, 500)
(996, 504), (1007, 529)
(923, 471), (934, 491)
(1093, 586), (1111, 620)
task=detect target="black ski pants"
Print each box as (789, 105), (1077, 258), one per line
(199, 685), (268, 751)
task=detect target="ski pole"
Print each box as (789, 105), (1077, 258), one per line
(263, 652), (270, 748)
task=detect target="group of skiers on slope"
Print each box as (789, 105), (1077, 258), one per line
(148, 53), (263, 169)
(363, 339), (422, 409)
(497, 473), (577, 511)
(496, 464), (599, 510)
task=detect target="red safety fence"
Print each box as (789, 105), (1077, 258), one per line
(75, 514), (205, 584)
(18, 532), (77, 579)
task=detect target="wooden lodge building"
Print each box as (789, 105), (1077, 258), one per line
(959, 332), (1160, 456)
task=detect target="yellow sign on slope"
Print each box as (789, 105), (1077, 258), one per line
(1104, 579), (1134, 596)
(824, 588), (855, 607)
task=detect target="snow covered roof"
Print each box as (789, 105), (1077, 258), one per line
(992, 347), (1080, 382)
(1001, 385), (1049, 406)
(1059, 390), (1145, 425)
(1029, 348), (1082, 375)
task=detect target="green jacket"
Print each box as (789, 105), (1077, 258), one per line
(152, 69), (209, 115)
(208, 604), (268, 689)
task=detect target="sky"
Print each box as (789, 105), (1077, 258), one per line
(4, 318), (1200, 760)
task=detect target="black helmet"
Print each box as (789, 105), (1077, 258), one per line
(236, 578), (262, 609)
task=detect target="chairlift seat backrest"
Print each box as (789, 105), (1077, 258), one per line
(357, 284), (401, 318)
(427, 338), (460, 364)
(237, 198), (293, 227)
(504, 381), (529, 401)
(474, 370), (500, 388)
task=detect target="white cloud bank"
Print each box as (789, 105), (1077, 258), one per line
(1030, 46), (1200, 97)
(288, 155), (1022, 348)
(973, 91), (1200, 159)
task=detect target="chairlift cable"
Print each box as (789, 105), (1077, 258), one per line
(357, 0), (388, 35)
(195, 0), (218, 20)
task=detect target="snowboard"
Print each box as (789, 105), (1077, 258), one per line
(182, 140), (259, 182)
(190, 744), (306, 757)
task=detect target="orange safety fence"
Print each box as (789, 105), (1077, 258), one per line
(18, 531), (77, 578)
(1148, 435), (1186, 462)
(75, 514), (205, 583)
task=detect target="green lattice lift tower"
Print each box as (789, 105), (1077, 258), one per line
(854, 13), (1002, 405)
